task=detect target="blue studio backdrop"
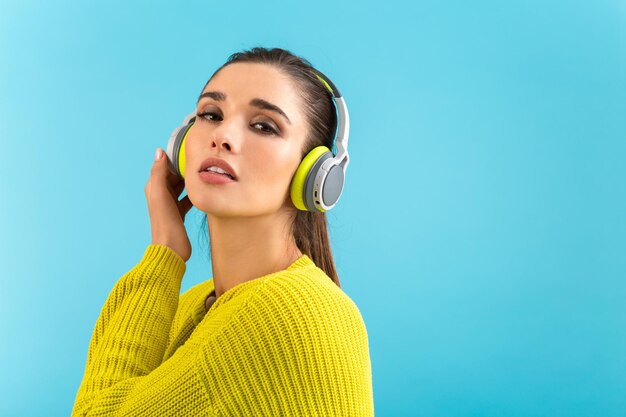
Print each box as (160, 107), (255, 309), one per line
(0, 0), (624, 416)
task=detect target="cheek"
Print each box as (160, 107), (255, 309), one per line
(245, 142), (299, 185)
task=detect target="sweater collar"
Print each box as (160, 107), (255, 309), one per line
(288, 253), (313, 270)
(206, 253), (314, 294)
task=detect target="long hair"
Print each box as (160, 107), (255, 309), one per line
(198, 47), (341, 287)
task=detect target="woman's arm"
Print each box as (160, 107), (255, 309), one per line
(71, 244), (214, 416)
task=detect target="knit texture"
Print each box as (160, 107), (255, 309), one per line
(72, 244), (374, 416)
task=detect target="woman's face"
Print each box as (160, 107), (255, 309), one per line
(184, 62), (308, 218)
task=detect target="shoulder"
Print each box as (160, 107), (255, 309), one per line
(252, 262), (370, 347)
(195, 261), (374, 414)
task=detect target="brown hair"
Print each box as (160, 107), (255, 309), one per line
(199, 47), (341, 287)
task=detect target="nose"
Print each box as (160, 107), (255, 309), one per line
(208, 120), (237, 152)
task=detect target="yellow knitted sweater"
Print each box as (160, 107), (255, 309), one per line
(71, 244), (374, 416)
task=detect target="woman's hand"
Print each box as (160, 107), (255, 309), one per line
(145, 148), (194, 262)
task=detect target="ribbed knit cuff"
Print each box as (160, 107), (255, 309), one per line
(140, 243), (187, 280)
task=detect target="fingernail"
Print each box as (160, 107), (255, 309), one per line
(155, 148), (162, 161)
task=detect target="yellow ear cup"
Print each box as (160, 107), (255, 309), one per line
(290, 145), (331, 211)
(178, 123), (194, 178)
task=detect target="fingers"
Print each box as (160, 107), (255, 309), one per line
(154, 148), (182, 179)
(162, 153), (187, 192)
(152, 148), (186, 193)
(159, 150), (186, 187)
(152, 148), (167, 171)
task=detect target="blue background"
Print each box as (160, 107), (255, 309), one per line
(1, 0), (624, 416)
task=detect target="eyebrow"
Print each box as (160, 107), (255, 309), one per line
(197, 90), (291, 125)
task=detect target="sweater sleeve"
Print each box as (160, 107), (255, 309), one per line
(71, 244), (215, 417)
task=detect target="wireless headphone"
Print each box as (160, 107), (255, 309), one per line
(165, 68), (350, 213)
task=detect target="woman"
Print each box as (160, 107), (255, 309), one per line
(72, 47), (374, 416)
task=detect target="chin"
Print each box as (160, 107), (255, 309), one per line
(197, 202), (239, 218)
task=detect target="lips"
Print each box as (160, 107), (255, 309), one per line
(198, 157), (238, 180)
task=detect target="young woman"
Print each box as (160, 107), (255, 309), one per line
(72, 47), (374, 416)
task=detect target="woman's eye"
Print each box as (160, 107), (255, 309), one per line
(251, 122), (278, 135)
(196, 111), (278, 135)
(196, 111), (222, 122)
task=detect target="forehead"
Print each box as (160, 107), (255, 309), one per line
(203, 62), (299, 108)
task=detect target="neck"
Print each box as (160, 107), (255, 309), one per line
(206, 211), (303, 299)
